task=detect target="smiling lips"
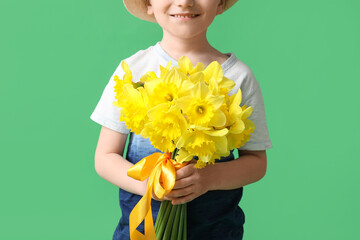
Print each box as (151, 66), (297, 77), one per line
(170, 13), (200, 19)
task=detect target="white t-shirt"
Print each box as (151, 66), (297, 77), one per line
(90, 42), (272, 151)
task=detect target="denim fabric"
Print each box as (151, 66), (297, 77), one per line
(113, 133), (245, 240)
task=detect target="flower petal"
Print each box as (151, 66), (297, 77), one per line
(204, 128), (228, 136)
(207, 95), (224, 110)
(213, 136), (229, 156)
(175, 149), (193, 163)
(209, 110), (226, 128)
(204, 61), (223, 83)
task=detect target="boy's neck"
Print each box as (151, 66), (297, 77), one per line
(159, 33), (229, 67)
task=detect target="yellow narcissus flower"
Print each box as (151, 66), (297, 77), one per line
(147, 104), (187, 142)
(227, 105), (255, 150)
(218, 103), (231, 128)
(177, 56), (205, 76)
(228, 89), (246, 133)
(160, 60), (172, 78)
(141, 126), (176, 153)
(141, 104), (187, 152)
(174, 148), (193, 164)
(188, 71), (205, 85)
(176, 81), (226, 128)
(140, 61), (172, 83)
(177, 56), (206, 85)
(119, 84), (149, 135)
(196, 153), (220, 168)
(176, 126), (228, 168)
(226, 89), (255, 150)
(176, 126), (228, 157)
(145, 68), (193, 108)
(203, 61), (235, 95)
(113, 61), (133, 107)
(140, 71), (158, 83)
(113, 57), (255, 169)
(194, 159), (208, 169)
(178, 129), (216, 157)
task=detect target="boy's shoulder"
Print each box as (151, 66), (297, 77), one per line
(225, 54), (261, 97)
(226, 54), (254, 79)
(113, 44), (162, 81)
(123, 45), (158, 66)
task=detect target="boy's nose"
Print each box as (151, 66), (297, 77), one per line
(173, 0), (195, 8)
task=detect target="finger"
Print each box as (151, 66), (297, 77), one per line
(162, 195), (173, 201)
(172, 176), (194, 190)
(166, 185), (194, 198)
(172, 193), (196, 205)
(176, 164), (195, 180)
(152, 194), (164, 202)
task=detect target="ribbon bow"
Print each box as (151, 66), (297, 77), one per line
(127, 152), (187, 240)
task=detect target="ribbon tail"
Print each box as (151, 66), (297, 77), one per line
(128, 152), (182, 240)
(131, 230), (145, 240)
(129, 183), (154, 240)
(144, 206), (156, 240)
(129, 163), (162, 240)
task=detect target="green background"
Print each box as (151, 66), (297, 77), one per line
(1, 0), (359, 239)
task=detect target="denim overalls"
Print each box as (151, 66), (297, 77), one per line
(113, 133), (245, 240)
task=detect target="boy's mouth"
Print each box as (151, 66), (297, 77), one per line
(170, 13), (200, 19)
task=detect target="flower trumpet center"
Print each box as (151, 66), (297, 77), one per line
(186, 99), (215, 126)
(165, 93), (174, 102)
(152, 82), (178, 105)
(196, 105), (205, 114)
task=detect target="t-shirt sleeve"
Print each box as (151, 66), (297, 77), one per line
(239, 70), (272, 151)
(90, 65), (131, 134)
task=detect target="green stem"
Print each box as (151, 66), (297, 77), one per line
(170, 203), (182, 239)
(163, 204), (178, 239)
(156, 200), (172, 239)
(171, 148), (179, 160)
(155, 200), (169, 232)
(155, 149), (182, 239)
(177, 204), (184, 240)
(183, 203), (187, 240)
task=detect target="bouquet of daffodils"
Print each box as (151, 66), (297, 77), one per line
(113, 56), (254, 240)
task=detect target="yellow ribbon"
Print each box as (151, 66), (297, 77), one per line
(127, 152), (187, 240)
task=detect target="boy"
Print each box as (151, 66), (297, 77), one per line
(91, 0), (272, 239)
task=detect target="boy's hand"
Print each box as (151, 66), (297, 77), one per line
(164, 161), (215, 205)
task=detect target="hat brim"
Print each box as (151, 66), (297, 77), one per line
(123, 0), (239, 23)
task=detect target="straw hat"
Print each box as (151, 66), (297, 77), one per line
(123, 0), (238, 23)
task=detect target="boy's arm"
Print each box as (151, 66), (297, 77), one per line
(212, 150), (267, 190)
(165, 150), (267, 205)
(94, 126), (147, 196)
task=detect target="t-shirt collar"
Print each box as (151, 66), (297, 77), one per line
(153, 42), (236, 73)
